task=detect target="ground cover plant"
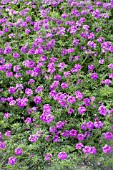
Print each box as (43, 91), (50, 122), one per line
(0, 0), (113, 169)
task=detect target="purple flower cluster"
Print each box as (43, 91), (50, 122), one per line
(40, 104), (54, 124)
(1, 0), (113, 166)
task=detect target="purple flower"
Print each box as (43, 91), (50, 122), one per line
(77, 134), (85, 141)
(43, 104), (51, 112)
(64, 71), (71, 78)
(90, 96), (95, 102)
(28, 79), (35, 84)
(83, 98), (91, 106)
(67, 48), (74, 53)
(6, 71), (13, 77)
(5, 130), (12, 138)
(15, 148), (23, 155)
(26, 16), (31, 22)
(76, 143), (84, 149)
(9, 100), (16, 106)
(0, 132), (2, 139)
(81, 122), (87, 131)
(101, 79), (111, 86)
(25, 29), (31, 34)
(21, 44), (28, 54)
(29, 134), (37, 143)
(74, 90), (84, 100)
(54, 74), (62, 81)
(4, 46), (12, 54)
(98, 105), (107, 116)
(86, 122), (94, 130)
(14, 73), (22, 78)
(69, 129), (77, 137)
(8, 87), (16, 94)
(17, 98), (28, 108)
(109, 46), (113, 52)
(103, 132), (113, 141)
(50, 81), (59, 90)
(91, 73), (98, 80)
(62, 130), (70, 138)
(36, 130), (43, 138)
(102, 144), (112, 154)
(33, 96), (42, 104)
(72, 38), (80, 46)
(49, 126), (57, 133)
(71, 64), (81, 73)
(83, 25), (89, 30)
(87, 41), (96, 48)
(84, 131), (92, 139)
(88, 32), (95, 39)
(109, 73), (113, 79)
(61, 13), (67, 19)
(25, 117), (32, 124)
(23, 60), (35, 68)
(0, 141), (6, 149)
(16, 84), (24, 90)
(78, 106), (86, 114)
(7, 97), (14, 102)
(5, 63), (12, 70)
(56, 121), (65, 129)
(53, 134), (61, 143)
(82, 146), (91, 154)
(40, 113), (54, 124)
(13, 65), (21, 72)
(4, 112), (10, 118)
(58, 62), (66, 71)
(25, 88), (33, 96)
(61, 82), (68, 89)
(68, 108), (74, 114)
(8, 156), (17, 166)
(89, 147), (96, 154)
(108, 63), (113, 69)
(94, 120), (104, 129)
(44, 153), (52, 161)
(45, 135), (50, 141)
(99, 59), (105, 64)
(67, 96), (76, 104)
(58, 151), (68, 160)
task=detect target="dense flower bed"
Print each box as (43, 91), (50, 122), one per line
(0, 0), (113, 169)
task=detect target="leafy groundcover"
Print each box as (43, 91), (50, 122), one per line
(0, 0), (113, 169)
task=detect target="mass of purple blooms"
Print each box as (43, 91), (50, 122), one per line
(0, 0), (113, 169)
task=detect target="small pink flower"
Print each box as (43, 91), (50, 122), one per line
(8, 156), (17, 166)
(15, 148), (23, 155)
(5, 130), (12, 138)
(0, 141), (6, 149)
(4, 112), (10, 118)
(44, 153), (52, 161)
(25, 117), (32, 124)
(102, 144), (112, 154)
(58, 151), (68, 160)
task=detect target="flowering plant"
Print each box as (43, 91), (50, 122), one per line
(0, 0), (113, 169)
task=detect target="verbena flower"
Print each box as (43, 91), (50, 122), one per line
(69, 129), (77, 137)
(103, 132), (113, 141)
(4, 112), (10, 118)
(98, 105), (107, 116)
(28, 134), (37, 143)
(102, 144), (112, 154)
(78, 106), (86, 114)
(76, 143), (84, 149)
(0, 141), (6, 149)
(58, 151), (68, 160)
(15, 148), (23, 155)
(8, 156), (17, 166)
(44, 153), (52, 161)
